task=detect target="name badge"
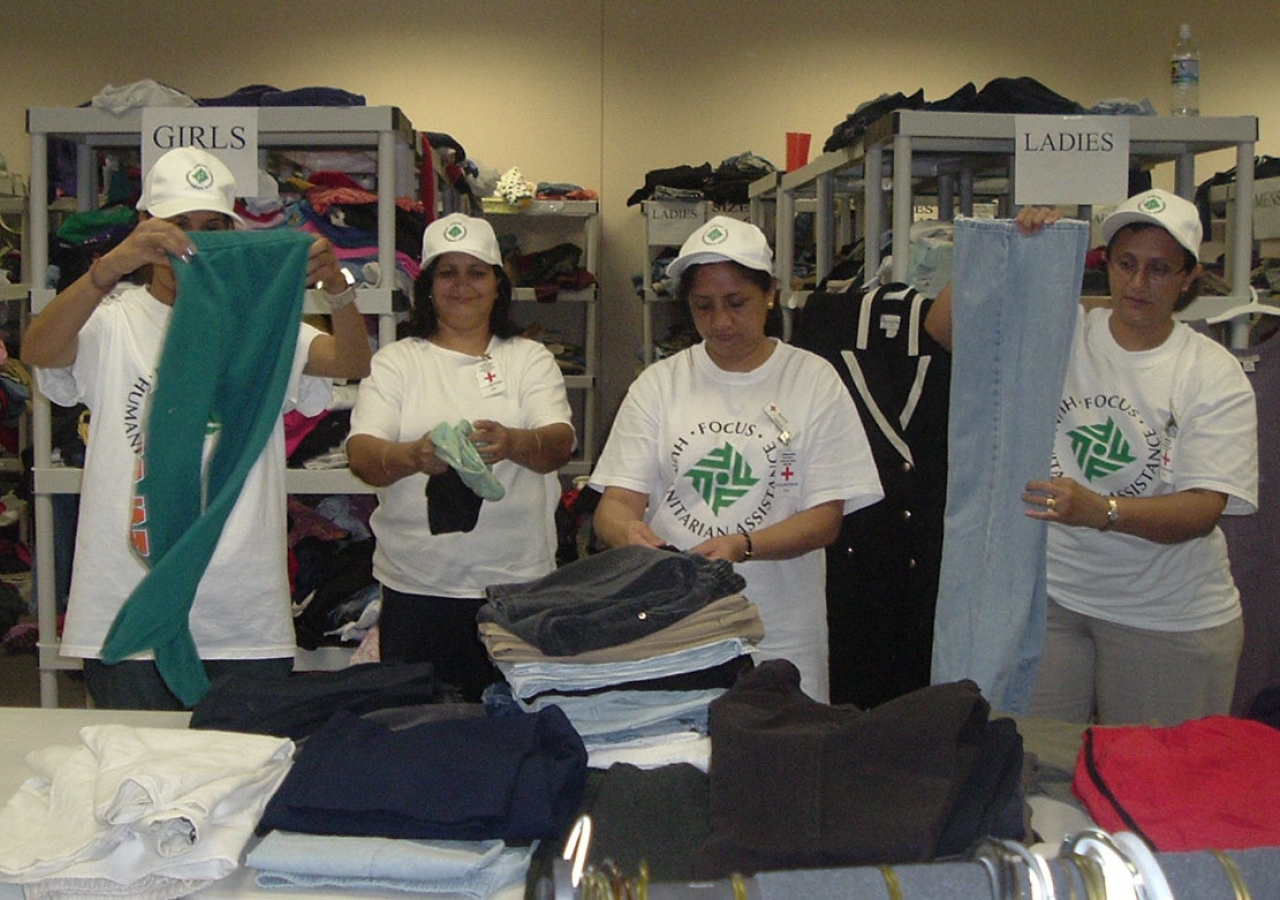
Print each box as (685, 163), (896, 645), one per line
(776, 447), (801, 497)
(764, 401), (793, 445)
(476, 356), (505, 396)
(1159, 415), (1177, 485)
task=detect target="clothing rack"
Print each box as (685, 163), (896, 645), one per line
(542, 815), (1280, 899)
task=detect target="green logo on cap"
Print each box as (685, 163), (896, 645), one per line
(1139, 196), (1166, 214)
(444, 222), (467, 242)
(702, 224), (729, 245)
(186, 164), (213, 191)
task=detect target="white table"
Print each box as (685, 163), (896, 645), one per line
(0, 706), (523, 899)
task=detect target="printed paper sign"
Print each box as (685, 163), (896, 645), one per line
(140, 108), (260, 198)
(1014, 115), (1129, 206)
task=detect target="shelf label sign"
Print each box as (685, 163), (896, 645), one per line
(1014, 115), (1129, 206)
(646, 200), (707, 243)
(140, 108), (260, 198)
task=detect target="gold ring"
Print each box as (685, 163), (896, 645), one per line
(1046, 497), (1056, 511)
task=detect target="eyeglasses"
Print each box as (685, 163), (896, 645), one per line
(1108, 255), (1186, 284)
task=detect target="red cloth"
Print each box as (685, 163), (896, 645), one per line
(308, 170), (367, 191)
(307, 185), (378, 214)
(1072, 716), (1280, 851)
(284, 408), (329, 457)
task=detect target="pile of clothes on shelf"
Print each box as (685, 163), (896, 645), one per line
(627, 152), (778, 207)
(45, 80), (438, 312)
(819, 76), (1157, 155)
(285, 494), (381, 652)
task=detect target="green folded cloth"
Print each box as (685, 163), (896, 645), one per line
(429, 419), (506, 501)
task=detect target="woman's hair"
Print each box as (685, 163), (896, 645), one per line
(675, 260), (784, 337)
(407, 258), (520, 339)
(1106, 222), (1202, 312)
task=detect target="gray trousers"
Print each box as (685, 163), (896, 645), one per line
(1028, 597), (1242, 725)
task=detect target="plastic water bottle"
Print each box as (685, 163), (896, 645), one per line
(1170, 23), (1200, 116)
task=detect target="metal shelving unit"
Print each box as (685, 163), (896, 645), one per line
(25, 105), (419, 706)
(638, 199), (754, 366)
(767, 111), (1259, 327)
(485, 198), (600, 476)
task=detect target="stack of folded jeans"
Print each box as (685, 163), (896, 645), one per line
(477, 547), (763, 770)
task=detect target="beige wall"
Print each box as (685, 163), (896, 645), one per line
(2, 0), (1277, 443)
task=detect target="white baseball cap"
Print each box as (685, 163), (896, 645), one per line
(420, 212), (502, 267)
(1101, 188), (1201, 258)
(136, 146), (243, 224)
(665, 216), (774, 281)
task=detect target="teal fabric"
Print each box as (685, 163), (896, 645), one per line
(100, 229), (313, 706)
(429, 419), (505, 501)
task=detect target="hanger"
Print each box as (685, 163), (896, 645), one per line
(1204, 286), (1280, 325)
(1202, 287), (1280, 350)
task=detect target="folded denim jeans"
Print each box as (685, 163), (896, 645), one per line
(480, 546), (746, 656)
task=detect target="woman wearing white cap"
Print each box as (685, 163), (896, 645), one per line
(347, 212), (574, 700)
(928, 189), (1258, 725)
(22, 146), (371, 710)
(591, 217), (884, 702)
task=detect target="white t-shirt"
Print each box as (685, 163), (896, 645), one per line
(590, 340), (884, 701)
(36, 284), (329, 661)
(1046, 308), (1258, 630)
(348, 335), (573, 597)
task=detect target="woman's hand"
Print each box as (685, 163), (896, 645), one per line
(619, 519), (669, 549)
(1023, 476), (1108, 529)
(101, 217), (197, 284)
(1025, 476), (1228, 544)
(469, 420), (574, 472)
(1015, 206), (1066, 235)
(307, 237), (350, 295)
(22, 217), (197, 369)
(689, 533), (749, 562)
(348, 433), (447, 487)
(690, 500), (843, 563)
(470, 419), (512, 465)
(594, 486), (667, 549)
(407, 434), (450, 477)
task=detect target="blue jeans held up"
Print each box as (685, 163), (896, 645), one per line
(930, 217), (1090, 712)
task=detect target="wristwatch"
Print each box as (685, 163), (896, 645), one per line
(1099, 497), (1120, 531)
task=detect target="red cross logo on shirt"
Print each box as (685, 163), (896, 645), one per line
(484, 371), (497, 384)
(781, 465), (795, 481)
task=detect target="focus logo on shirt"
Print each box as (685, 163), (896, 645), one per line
(1065, 416), (1136, 481)
(660, 419), (785, 540)
(685, 442), (759, 513)
(130, 451), (151, 559)
(1053, 391), (1164, 496)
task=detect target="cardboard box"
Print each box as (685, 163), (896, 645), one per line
(1254, 178), (1280, 239)
(1209, 176), (1280, 241)
(644, 200), (707, 244)
(643, 199), (754, 245)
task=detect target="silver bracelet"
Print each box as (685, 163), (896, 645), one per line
(321, 283), (358, 311)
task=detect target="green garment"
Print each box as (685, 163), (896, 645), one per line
(100, 229), (313, 706)
(429, 419), (506, 501)
(55, 206), (137, 244)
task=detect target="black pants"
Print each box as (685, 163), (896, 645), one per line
(83, 657), (292, 710)
(378, 586), (500, 702)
